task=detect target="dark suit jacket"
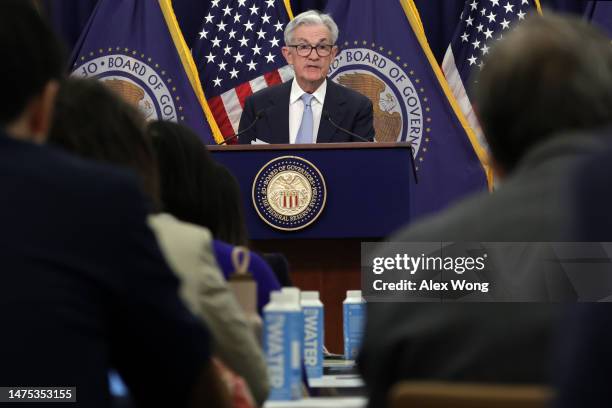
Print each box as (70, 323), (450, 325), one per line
(572, 143), (612, 241)
(238, 78), (375, 144)
(0, 132), (211, 408)
(359, 133), (609, 408)
(554, 304), (612, 408)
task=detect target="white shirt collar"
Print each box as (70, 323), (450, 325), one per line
(290, 78), (327, 105)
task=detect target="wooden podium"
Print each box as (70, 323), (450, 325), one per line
(209, 142), (415, 353)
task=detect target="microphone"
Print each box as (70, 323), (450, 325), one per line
(217, 109), (266, 145)
(322, 110), (373, 143)
(322, 110), (418, 183)
(407, 144), (419, 184)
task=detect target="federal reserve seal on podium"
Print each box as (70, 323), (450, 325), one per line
(252, 156), (326, 231)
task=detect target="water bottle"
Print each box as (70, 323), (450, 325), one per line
(281, 287), (303, 392)
(300, 291), (324, 379)
(343, 290), (365, 360)
(264, 291), (302, 400)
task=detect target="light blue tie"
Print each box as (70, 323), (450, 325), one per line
(295, 93), (314, 144)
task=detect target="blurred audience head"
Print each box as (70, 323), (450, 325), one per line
(148, 121), (248, 245)
(148, 120), (216, 228)
(48, 78), (161, 210)
(0, 0), (64, 143)
(475, 13), (612, 175)
(210, 164), (249, 246)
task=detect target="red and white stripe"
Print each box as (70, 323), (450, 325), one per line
(442, 47), (488, 153)
(208, 65), (294, 142)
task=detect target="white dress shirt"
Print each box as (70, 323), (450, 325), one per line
(288, 78), (327, 144)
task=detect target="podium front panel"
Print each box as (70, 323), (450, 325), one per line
(211, 144), (413, 239)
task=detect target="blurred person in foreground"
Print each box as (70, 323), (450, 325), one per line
(148, 121), (282, 312)
(359, 13), (612, 408)
(48, 78), (268, 406)
(0, 1), (229, 407)
(554, 143), (612, 408)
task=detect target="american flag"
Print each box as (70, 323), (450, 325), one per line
(442, 0), (540, 149)
(192, 0), (294, 144)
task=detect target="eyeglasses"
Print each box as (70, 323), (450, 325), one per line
(287, 44), (334, 57)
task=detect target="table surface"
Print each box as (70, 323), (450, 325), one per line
(308, 374), (364, 388)
(264, 397), (367, 408)
(323, 360), (355, 368)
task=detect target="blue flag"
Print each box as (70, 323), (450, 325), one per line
(324, 0), (489, 219)
(69, 0), (215, 144)
(585, 1), (612, 37)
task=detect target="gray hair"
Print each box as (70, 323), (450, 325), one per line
(284, 10), (339, 45)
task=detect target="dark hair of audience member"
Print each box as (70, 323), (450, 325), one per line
(48, 78), (161, 211)
(0, 0), (64, 126)
(148, 121), (249, 245)
(210, 164), (249, 246)
(474, 13), (612, 173)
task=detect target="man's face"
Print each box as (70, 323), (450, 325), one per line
(282, 24), (337, 90)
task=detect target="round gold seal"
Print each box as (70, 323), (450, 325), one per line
(252, 156), (326, 231)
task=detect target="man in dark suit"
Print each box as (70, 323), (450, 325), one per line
(359, 13), (612, 408)
(0, 2), (229, 407)
(238, 10), (375, 144)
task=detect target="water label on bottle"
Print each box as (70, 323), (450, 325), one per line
(303, 306), (324, 378)
(288, 311), (303, 399)
(264, 311), (293, 400)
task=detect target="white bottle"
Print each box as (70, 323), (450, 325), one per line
(300, 291), (324, 379)
(263, 291), (302, 400)
(281, 287), (303, 391)
(281, 287), (301, 306)
(343, 290), (365, 360)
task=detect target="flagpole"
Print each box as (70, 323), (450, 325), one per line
(159, 0), (224, 143)
(401, 0), (494, 190)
